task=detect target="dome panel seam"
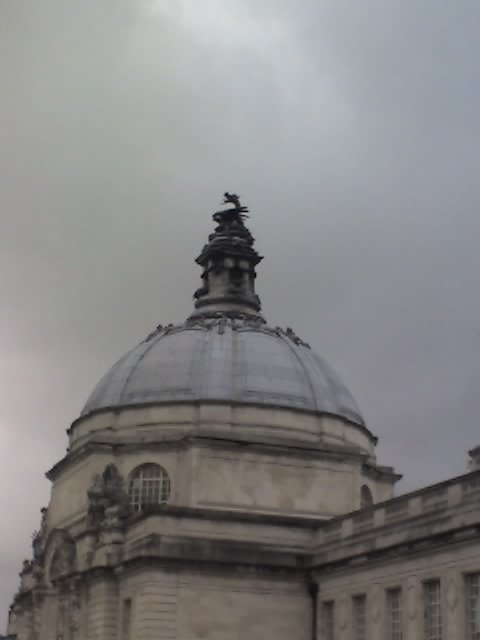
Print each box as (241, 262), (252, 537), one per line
(117, 332), (168, 407)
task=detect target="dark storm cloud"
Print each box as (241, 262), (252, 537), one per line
(2, 0), (480, 628)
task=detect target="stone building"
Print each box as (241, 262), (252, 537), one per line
(6, 197), (480, 639)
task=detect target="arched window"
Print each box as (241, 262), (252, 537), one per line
(128, 464), (171, 512)
(360, 484), (373, 508)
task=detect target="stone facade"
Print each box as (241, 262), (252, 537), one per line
(7, 453), (480, 639)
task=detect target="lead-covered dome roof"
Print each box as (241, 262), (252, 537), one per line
(81, 315), (364, 426)
(81, 194), (364, 427)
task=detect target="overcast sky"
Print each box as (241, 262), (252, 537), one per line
(2, 0), (480, 629)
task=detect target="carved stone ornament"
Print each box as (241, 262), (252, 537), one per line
(49, 538), (76, 581)
(87, 463), (130, 531)
(284, 326), (311, 348)
(142, 314), (312, 350)
(211, 192), (249, 226)
(21, 559), (33, 574)
(31, 506), (48, 562)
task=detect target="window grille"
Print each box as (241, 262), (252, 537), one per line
(386, 588), (403, 640)
(423, 580), (442, 640)
(321, 601), (335, 640)
(466, 573), (480, 640)
(352, 594), (367, 640)
(128, 464), (171, 512)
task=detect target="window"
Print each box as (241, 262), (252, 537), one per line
(122, 599), (132, 640)
(386, 588), (403, 640)
(424, 580), (442, 640)
(360, 485), (373, 508)
(128, 464), (171, 512)
(321, 601), (335, 640)
(466, 573), (480, 640)
(353, 594), (367, 640)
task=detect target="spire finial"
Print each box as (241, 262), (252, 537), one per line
(223, 192), (249, 215)
(212, 192), (249, 226)
(189, 194), (264, 320)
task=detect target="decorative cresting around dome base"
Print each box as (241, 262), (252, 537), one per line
(144, 314), (309, 348)
(80, 195), (365, 427)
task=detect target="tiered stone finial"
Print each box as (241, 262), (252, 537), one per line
(190, 193), (264, 319)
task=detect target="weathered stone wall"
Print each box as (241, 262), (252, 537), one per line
(86, 576), (118, 640)
(47, 436), (393, 531)
(120, 569), (310, 640)
(47, 448), (383, 532)
(19, 569), (309, 640)
(316, 540), (480, 640)
(193, 447), (361, 516)
(37, 593), (58, 639)
(124, 512), (312, 549)
(177, 573), (310, 640)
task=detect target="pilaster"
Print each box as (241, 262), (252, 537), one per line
(87, 572), (118, 640)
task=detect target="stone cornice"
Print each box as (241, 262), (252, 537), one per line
(311, 522), (480, 575)
(121, 534), (308, 574)
(48, 429), (375, 481)
(362, 461), (402, 482)
(127, 503), (322, 528)
(69, 399), (375, 439)
(46, 441), (112, 480)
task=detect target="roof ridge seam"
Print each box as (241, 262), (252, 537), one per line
(117, 331), (167, 408)
(276, 330), (320, 413)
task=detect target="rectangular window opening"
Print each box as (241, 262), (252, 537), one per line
(321, 600), (335, 640)
(386, 587), (403, 640)
(423, 580), (442, 640)
(353, 594), (367, 640)
(466, 573), (480, 640)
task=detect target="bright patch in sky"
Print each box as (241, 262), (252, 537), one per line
(145, 0), (289, 51)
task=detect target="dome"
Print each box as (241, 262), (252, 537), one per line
(81, 195), (365, 429)
(81, 315), (364, 426)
